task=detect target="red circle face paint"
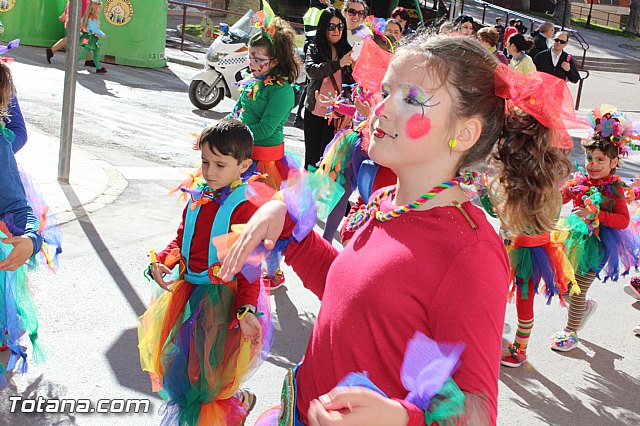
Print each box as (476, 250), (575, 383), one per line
(406, 113), (431, 140)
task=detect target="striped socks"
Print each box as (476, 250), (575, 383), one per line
(566, 272), (596, 332)
(514, 317), (534, 352)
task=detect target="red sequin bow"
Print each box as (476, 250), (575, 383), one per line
(494, 63), (590, 149)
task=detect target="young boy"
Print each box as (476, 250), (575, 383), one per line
(138, 119), (266, 425)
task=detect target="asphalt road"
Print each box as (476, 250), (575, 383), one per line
(1, 45), (639, 426)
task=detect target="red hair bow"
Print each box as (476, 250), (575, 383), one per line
(494, 63), (590, 149)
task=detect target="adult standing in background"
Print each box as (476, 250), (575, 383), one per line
(529, 22), (555, 59)
(303, 7), (355, 169)
(534, 31), (580, 84)
(506, 33), (536, 75)
(342, 0), (369, 46)
(494, 17), (505, 50)
(477, 27), (509, 65)
(391, 7), (416, 38)
(303, 0), (332, 43)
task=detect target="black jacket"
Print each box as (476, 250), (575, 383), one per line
(533, 49), (580, 83)
(304, 43), (355, 111)
(529, 34), (549, 59)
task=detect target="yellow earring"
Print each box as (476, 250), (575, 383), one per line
(448, 139), (458, 149)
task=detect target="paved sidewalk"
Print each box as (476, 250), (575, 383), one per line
(14, 126), (128, 225)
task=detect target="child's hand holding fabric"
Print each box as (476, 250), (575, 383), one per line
(239, 313), (262, 346)
(151, 262), (175, 291)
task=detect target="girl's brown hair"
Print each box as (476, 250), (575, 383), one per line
(0, 61), (14, 119)
(249, 17), (301, 83)
(399, 34), (570, 235)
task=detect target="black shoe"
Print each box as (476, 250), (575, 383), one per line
(46, 48), (53, 64)
(96, 67), (107, 74)
(85, 60), (96, 67)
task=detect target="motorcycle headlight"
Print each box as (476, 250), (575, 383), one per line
(207, 49), (223, 63)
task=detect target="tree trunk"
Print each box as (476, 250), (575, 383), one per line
(553, 0), (572, 29)
(629, 0), (640, 35)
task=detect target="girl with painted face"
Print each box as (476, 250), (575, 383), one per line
(550, 108), (638, 352)
(227, 14), (301, 290)
(303, 7), (355, 169)
(220, 34), (576, 425)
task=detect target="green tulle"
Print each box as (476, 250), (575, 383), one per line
(509, 247), (532, 299)
(0, 233), (46, 367)
(564, 214), (604, 275)
(424, 378), (465, 425)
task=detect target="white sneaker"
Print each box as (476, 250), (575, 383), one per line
(624, 284), (640, 300)
(577, 299), (597, 331)
(633, 325), (640, 336)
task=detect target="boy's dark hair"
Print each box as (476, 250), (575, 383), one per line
(199, 119), (253, 163)
(509, 19), (517, 26)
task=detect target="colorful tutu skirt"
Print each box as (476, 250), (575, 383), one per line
(0, 231), (45, 388)
(561, 216), (639, 281)
(507, 233), (577, 305)
(138, 277), (272, 426)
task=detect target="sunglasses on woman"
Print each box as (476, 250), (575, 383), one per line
(347, 8), (366, 17)
(327, 23), (344, 32)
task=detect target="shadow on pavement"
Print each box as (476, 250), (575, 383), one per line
(60, 184), (146, 317)
(190, 109), (229, 120)
(267, 288), (315, 369)
(500, 339), (640, 425)
(578, 339), (640, 423)
(0, 374), (77, 425)
(106, 328), (158, 398)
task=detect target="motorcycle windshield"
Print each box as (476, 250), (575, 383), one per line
(228, 10), (258, 42)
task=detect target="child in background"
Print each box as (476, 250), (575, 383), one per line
(78, 0), (107, 74)
(551, 107), (637, 352)
(138, 120), (270, 425)
(227, 4), (301, 289)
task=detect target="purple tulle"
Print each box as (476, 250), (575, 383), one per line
(401, 332), (465, 410)
(599, 226), (640, 282)
(17, 165), (63, 269)
(528, 246), (561, 304)
(0, 39), (20, 55)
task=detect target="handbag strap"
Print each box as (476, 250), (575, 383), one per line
(328, 70), (340, 94)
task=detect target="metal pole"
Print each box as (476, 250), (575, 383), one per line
(58, 0), (81, 183)
(586, 0), (594, 28)
(181, 5), (187, 51)
(561, 0), (568, 30)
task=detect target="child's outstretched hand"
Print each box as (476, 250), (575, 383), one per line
(239, 313), (262, 346)
(220, 200), (287, 281)
(0, 235), (34, 271)
(151, 262), (175, 291)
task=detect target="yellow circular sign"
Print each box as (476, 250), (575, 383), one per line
(104, 0), (133, 26)
(0, 0), (17, 13)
